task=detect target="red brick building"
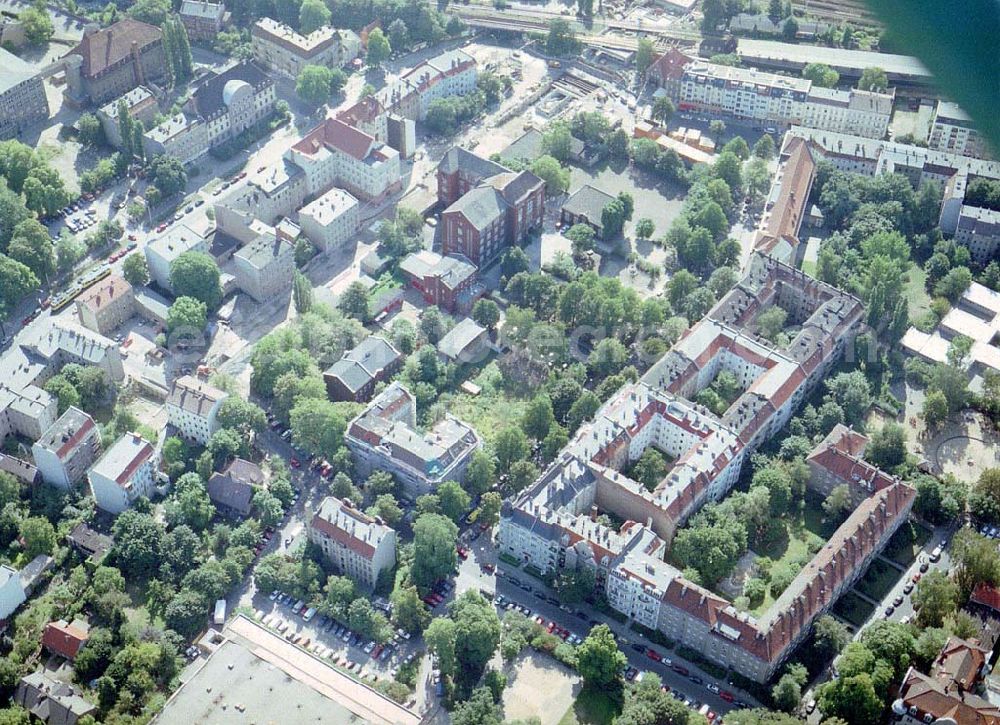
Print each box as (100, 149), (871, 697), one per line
(436, 146), (508, 207)
(399, 250), (480, 312)
(440, 169), (544, 267)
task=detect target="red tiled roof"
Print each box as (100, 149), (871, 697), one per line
(806, 425), (897, 494)
(55, 416), (96, 461)
(934, 637), (988, 690)
(764, 137), (817, 242)
(116, 436), (154, 486)
(971, 583), (1000, 612)
(77, 274), (132, 313)
(42, 621), (89, 660)
(648, 48), (691, 82)
(899, 668), (1000, 725)
(337, 96), (384, 127)
(65, 19), (162, 78)
(309, 501), (377, 558)
(292, 118), (374, 160)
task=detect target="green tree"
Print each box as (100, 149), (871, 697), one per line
(122, 253), (150, 286)
(865, 423), (907, 469)
(530, 155), (570, 195)
(452, 590), (502, 676)
(8, 219), (54, 281)
(772, 673), (802, 713)
(44, 375), (79, 414)
(922, 389), (949, 429)
(507, 460), (539, 494)
(149, 153), (187, 196)
(437, 481), (470, 523)
(545, 18), (580, 56)
(111, 511), (164, 579)
(289, 398), (349, 459)
(822, 484), (853, 521)
(424, 617), (457, 675)
(19, 516), (55, 558)
(338, 280), (370, 321)
(494, 426), (529, 469)
(292, 270), (313, 313)
(469, 299), (499, 333)
(366, 27), (391, 68)
(912, 570), (959, 627)
(170, 251), (221, 309)
(566, 223), (597, 255)
(813, 614), (850, 659)
(635, 37), (655, 73)
(818, 674), (882, 725)
(753, 134), (776, 159)
(634, 218), (655, 241)
(577, 624), (626, 690)
(166, 295), (207, 333)
(464, 449), (495, 497)
(857, 66), (889, 92)
(630, 447), (667, 491)
(298, 0), (330, 33)
(411, 513), (459, 588)
(296, 65), (334, 105)
(19, 2), (53, 44)
(164, 589), (207, 638)
(452, 687), (502, 725)
(951, 527), (1000, 596)
(522, 395), (555, 440)
(480, 491), (502, 527)
(803, 62), (840, 87)
(825, 371), (872, 427)
(391, 585), (430, 634)
(652, 95), (675, 125)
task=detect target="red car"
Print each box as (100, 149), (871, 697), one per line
(646, 649), (662, 662)
(290, 457), (301, 468)
(719, 690), (734, 703)
(481, 562), (495, 573)
(156, 223), (168, 232)
(456, 547), (469, 560)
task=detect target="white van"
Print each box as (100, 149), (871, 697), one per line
(303, 607), (317, 622)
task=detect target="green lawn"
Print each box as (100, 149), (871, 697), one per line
(832, 591), (875, 627)
(855, 558), (901, 601)
(748, 500), (827, 616)
(904, 265), (932, 320)
(442, 362), (532, 448)
(883, 521), (934, 568)
(558, 688), (620, 725)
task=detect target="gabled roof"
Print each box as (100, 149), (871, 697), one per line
(42, 620), (89, 660)
(293, 118), (375, 161)
(191, 62), (271, 119)
(561, 185), (616, 225)
(443, 185), (507, 230)
(65, 19), (162, 78)
(206, 470), (254, 516)
(648, 48), (692, 81)
(971, 583), (1000, 612)
(437, 146), (507, 178)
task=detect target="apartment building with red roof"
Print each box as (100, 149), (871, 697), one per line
(498, 251), (885, 682)
(31, 407), (101, 490)
(87, 432), (156, 514)
(42, 619), (90, 661)
(307, 496), (396, 591)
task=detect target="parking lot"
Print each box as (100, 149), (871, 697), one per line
(252, 590), (421, 704)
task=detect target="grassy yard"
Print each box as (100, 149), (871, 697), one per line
(855, 558), (901, 601)
(441, 362), (532, 448)
(883, 520), (934, 568)
(558, 689), (620, 725)
(832, 591), (875, 627)
(904, 265), (932, 321)
(748, 498), (827, 616)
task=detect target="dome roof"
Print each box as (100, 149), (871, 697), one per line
(222, 79), (251, 107)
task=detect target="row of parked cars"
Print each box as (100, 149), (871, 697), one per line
(267, 590), (406, 664)
(421, 578), (453, 608)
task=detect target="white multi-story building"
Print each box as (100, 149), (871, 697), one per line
(307, 496), (396, 591)
(145, 224), (209, 291)
(143, 112), (209, 165)
(96, 86), (159, 149)
(675, 60), (893, 139)
(166, 375), (228, 445)
(251, 18), (360, 80)
(286, 117), (401, 201)
(399, 49), (478, 120)
(29, 322), (125, 385)
(214, 161), (307, 242)
(233, 232), (295, 302)
(0, 565), (26, 620)
(88, 432), (157, 514)
(187, 62), (276, 149)
(345, 382), (481, 500)
(32, 407), (101, 490)
(929, 101), (989, 159)
(298, 187), (360, 253)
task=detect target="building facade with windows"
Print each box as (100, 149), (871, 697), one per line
(0, 48), (49, 139)
(96, 86), (159, 149)
(345, 382), (481, 500)
(75, 274), (135, 335)
(166, 375), (228, 445)
(63, 19), (167, 105)
(674, 60), (893, 139)
(298, 187), (360, 253)
(233, 233), (295, 302)
(88, 432), (157, 514)
(32, 407), (101, 490)
(251, 19), (360, 79)
(928, 101), (989, 159)
(307, 496), (396, 591)
(179, 0), (228, 40)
